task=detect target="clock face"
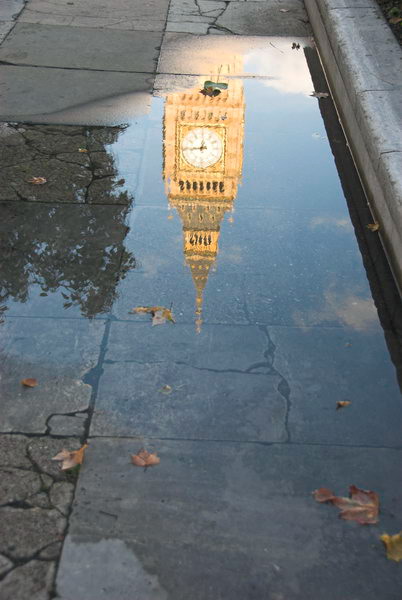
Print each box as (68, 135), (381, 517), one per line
(182, 127), (223, 169)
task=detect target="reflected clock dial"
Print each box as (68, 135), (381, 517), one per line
(182, 127), (223, 169)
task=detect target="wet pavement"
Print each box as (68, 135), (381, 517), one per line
(1, 15), (402, 600)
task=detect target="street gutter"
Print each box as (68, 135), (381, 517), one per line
(304, 0), (402, 293)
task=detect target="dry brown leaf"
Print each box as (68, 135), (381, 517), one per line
(336, 401), (351, 410)
(381, 532), (402, 562)
(28, 177), (47, 185)
(313, 485), (379, 524)
(389, 16), (402, 24)
(131, 448), (160, 468)
(78, 148), (88, 153)
(310, 91), (329, 99)
(367, 223), (380, 232)
(21, 378), (38, 387)
(129, 306), (175, 326)
(52, 443), (88, 470)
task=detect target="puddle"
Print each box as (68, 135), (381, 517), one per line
(1, 38), (401, 393)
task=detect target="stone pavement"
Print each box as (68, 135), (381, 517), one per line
(1, 1), (402, 599)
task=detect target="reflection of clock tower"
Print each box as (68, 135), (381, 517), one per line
(163, 79), (244, 331)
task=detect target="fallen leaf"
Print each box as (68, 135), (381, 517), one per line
(28, 177), (47, 185)
(131, 448), (160, 468)
(313, 485), (379, 524)
(310, 91), (329, 99)
(160, 384), (172, 394)
(129, 306), (175, 326)
(52, 443), (88, 471)
(78, 148), (88, 153)
(389, 16), (402, 24)
(280, 8), (290, 12)
(21, 378), (38, 387)
(367, 222), (380, 232)
(167, 215), (174, 220)
(336, 400), (351, 410)
(381, 532), (402, 562)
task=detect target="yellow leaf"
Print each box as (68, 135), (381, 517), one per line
(381, 532), (402, 562)
(367, 223), (379, 232)
(336, 401), (351, 410)
(78, 148), (88, 153)
(28, 177), (47, 185)
(129, 306), (175, 325)
(52, 443), (88, 470)
(21, 378), (38, 387)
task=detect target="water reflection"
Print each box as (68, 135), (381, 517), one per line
(163, 79), (244, 331)
(0, 124), (136, 318)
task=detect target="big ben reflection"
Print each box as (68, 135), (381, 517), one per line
(163, 78), (245, 331)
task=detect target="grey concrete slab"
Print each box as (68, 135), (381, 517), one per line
(321, 7), (402, 105)
(56, 438), (402, 600)
(0, 23), (162, 72)
(90, 322), (288, 441)
(270, 326), (402, 447)
(0, 21), (14, 43)
(212, 1), (310, 36)
(0, 317), (104, 433)
(19, 0), (170, 31)
(0, 67), (153, 123)
(356, 89), (402, 161)
(0, 0), (25, 21)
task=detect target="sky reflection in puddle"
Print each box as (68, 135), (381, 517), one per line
(0, 39), (400, 389)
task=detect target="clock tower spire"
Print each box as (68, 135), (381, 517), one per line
(163, 78), (244, 330)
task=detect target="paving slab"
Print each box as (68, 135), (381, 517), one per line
(90, 321), (288, 440)
(19, 0), (169, 31)
(56, 438), (402, 600)
(0, 66), (153, 123)
(212, 1), (310, 36)
(0, 23), (162, 72)
(0, 317), (104, 433)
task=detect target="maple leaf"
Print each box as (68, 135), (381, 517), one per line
(129, 306), (175, 326)
(52, 443), (88, 470)
(313, 485), (379, 524)
(131, 448), (160, 468)
(310, 91), (329, 99)
(381, 532), (402, 562)
(367, 223), (379, 232)
(28, 177), (47, 185)
(336, 401), (351, 410)
(21, 378), (38, 387)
